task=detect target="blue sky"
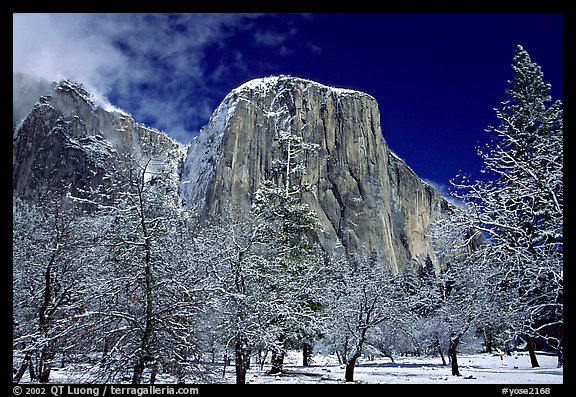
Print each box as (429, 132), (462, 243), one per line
(13, 13), (563, 194)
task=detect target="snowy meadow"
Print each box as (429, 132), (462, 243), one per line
(232, 351), (563, 384)
(28, 350), (561, 385)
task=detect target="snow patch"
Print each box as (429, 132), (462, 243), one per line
(234, 351), (563, 384)
(64, 134), (117, 170)
(232, 75), (282, 96)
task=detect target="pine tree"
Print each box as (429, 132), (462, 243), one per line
(197, 130), (326, 384)
(476, 45), (563, 252)
(251, 129), (324, 374)
(451, 45), (563, 367)
(252, 130), (322, 251)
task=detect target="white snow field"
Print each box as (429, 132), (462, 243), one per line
(224, 351), (562, 384)
(30, 350), (562, 385)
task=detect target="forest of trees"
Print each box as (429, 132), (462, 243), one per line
(13, 45), (562, 384)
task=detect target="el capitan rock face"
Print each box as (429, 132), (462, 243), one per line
(180, 76), (450, 273)
(13, 74), (450, 273)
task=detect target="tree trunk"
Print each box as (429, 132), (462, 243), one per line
(259, 350), (268, 370)
(222, 353), (229, 378)
(37, 263), (54, 383)
(132, 217), (155, 384)
(303, 341), (312, 366)
(525, 335), (540, 368)
(335, 350), (342, 365)
(345, 352), (361, 382)
(557, 322), (563, 368)
(13, 351), (33, 384)
(132, 357), (145, 384)
(270, 350), (284, 374)
(38, 344), (54, 383)
(270, 335), (286, 374)
(345, 320), (370, 382)
(131, 299), (154, 383)
(435, 337), (446, 366)
(343, 335), (349, 363)
(246, 346), (252, 369)
(557, 345), (563, 368)
(484, 327), (493, 353)
(235, 334), (247, 385)
(38, 367), (51, 383)
(383, 350), (395, 364)
(150, 363), (158, 384)
(448, 338), (461, 376)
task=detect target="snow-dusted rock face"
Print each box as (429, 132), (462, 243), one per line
(181, 75), (450, 273)
(13, 74), (449, 273)
(12, 78), (183, 203)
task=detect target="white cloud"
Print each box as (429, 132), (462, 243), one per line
(12, 13), (264, 143)
(254, 29), (290, 46)
(253, 26), (299, 57)
(13, 14), (322, 143)
(13, 14), (126, 98)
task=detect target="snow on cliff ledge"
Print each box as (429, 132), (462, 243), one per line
(232, 75), (375, 100)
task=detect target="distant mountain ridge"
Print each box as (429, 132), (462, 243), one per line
(13, 74), (451, 274)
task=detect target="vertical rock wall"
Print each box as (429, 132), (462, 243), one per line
(181, 76), (450, 273)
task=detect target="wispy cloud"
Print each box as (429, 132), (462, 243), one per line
(253, 27), (297, 50)
(13, 14), (126, 99)
(13, 13), (290, 143)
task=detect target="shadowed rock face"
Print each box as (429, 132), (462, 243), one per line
(12, 79), (182, 204)
(180, 76), (451, 273)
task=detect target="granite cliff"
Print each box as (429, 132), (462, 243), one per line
(13, 74), (450, 273)
(13, 78), (183, 205)
(180, 76), (450, 273)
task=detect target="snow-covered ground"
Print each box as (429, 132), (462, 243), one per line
(224, 351), (562, 384)
(24, 350), (562, 384)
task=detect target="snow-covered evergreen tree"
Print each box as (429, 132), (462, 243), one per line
(450, 45), (563, 367)
(252, 130), (322, 247)
(191, 129), (325, 383)
(251, 129), (325, 374)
